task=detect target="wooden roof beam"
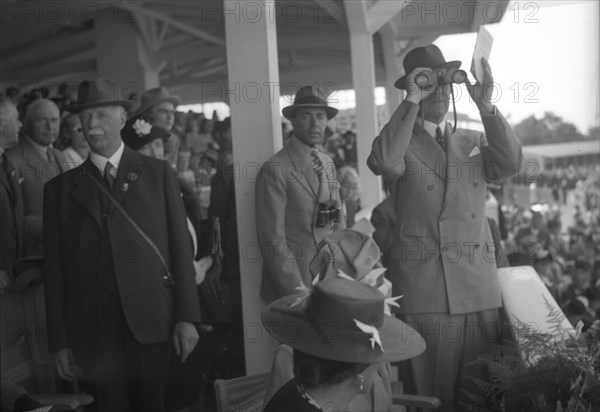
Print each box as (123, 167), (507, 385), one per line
(137, 6), (225, 47)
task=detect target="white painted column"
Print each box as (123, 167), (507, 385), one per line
(348, 33), (381, 207)
(381, 25), (401, 118)
(224, 0), (281, 375)
(95, 9), (159, 96)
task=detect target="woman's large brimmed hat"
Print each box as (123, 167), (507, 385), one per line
(282, 86), (338, 120)
(262, 278), (425, 363)
(394, 44), (462, 89)
(69, 77), (135, 113)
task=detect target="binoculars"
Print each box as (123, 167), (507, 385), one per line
(316, 200), (341, 228)
(414, 67), (467, 89)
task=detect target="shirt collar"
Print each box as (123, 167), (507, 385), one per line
(25, 135), (53, 158)
(89, 142), (124, 177)
(288, 135), (320, 158)
(421, 118), (448, 139)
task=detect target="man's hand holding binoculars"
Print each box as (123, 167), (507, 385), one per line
(404, 66), (439, 105)
(465, 57), (495, 114)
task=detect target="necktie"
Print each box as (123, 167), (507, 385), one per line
(46, 148), (55, 164)
(310, 149), (324, 183)
(435, 127), (447, 152)
(103, 162), (115, 191)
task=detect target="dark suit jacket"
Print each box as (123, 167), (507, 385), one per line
(43, 147), (200, 353)
(0, 153), (24, 270)
(5, 137), (66, 255)
(368, 101), (522, 315)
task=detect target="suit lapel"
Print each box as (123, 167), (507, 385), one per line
(71, 160), (102, 230)
(408, 124), (446, 181)
(113, 146), (142, 204)
(284, 139), (318, 200)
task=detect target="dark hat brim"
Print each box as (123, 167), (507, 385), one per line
(394, 60), (462, 90)
(68, 100), (134, 114)
(133, 96), (181, 118)
(262, 293), (426, 363)
(282, 104), (338, 120)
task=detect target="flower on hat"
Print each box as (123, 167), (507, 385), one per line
(289, 276), (319, 308)
(337, 268), (402, 315)
(354, 319), (384, 352)
(133, 119), (152, 137)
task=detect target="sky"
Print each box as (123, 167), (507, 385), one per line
(182, 1), (599, 135)
(435, 0), (599, 134)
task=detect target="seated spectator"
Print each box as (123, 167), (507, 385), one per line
(262, 275), (425, 412)
(59, 113), (89, 169)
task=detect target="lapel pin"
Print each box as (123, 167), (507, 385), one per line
(121, 182), (129, 192)
(127, 172), (138, 182)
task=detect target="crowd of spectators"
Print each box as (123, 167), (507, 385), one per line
(501, 164), (600, 330)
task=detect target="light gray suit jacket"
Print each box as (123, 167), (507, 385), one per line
(256, 136), (344, 303)
(368, 101), (522, 315)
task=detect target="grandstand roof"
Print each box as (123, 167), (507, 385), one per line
(522, 141), (600, 159)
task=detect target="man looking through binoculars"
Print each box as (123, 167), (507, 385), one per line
(367, 44), (523, 409)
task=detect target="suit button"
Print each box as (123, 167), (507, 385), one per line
(471, 213), (477, 219)
(473, 182), (478, 188)
(427, 185), (434, 191)
(475, 243), (480, 249)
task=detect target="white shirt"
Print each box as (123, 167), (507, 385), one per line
(421, 118), (448, 139)
(89, 142), (124, 178)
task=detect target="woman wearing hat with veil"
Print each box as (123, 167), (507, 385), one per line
(262, 229), (426, 412)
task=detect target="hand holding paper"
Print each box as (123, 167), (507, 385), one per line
(471, 26), (494, 82)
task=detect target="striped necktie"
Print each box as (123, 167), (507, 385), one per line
(310, 149), (324, 183)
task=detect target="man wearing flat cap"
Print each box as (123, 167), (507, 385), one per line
(133, 86), (181, 169)
(43, 78), (200, 411)
(367, 45), (523, 407)
(256, 86), (344, 303)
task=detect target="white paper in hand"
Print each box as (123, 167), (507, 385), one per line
(470, 26), (494, 82)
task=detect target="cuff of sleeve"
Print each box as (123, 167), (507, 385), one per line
(480, 105), (497, 117)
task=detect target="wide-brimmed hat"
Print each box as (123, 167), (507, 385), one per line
(394, 44), (461, 89)
(69, 77), (134, 113)
(282, 86), (338, 120)
(133, 87), (181, 118)
(262, 278), (425, 363)
(121, 117), (170, 151)
(310, 229), (381, 283)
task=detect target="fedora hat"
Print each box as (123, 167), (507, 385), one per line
(394, 44), (462, 89)
(121, 117), (170, 151)
(69, 77), (134, 113)
(133, 87), (181, 118)
(262, 278), (425, 363)
(282, 86), (338, 120)
(310, 229), (381, 283)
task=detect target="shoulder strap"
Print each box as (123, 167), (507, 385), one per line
(89, 170), (175, 285)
